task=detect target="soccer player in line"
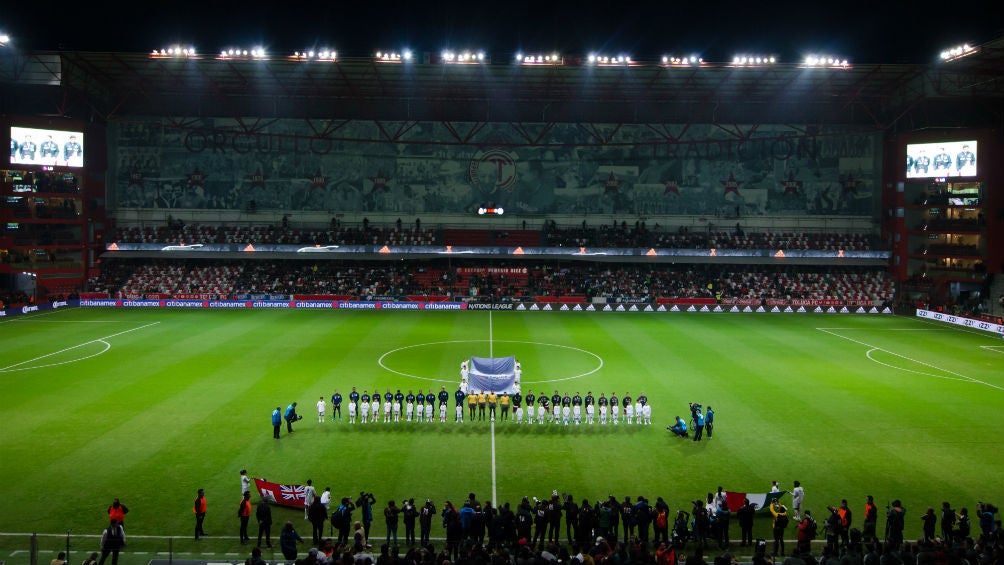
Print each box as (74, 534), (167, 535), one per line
(347, 400), (357, 424)
(439, 400), (447, 422)
(424, 390), (435, 422)
(406, 390), (416, 422)
(370, 389), (381, 423)
(392, 396), (401, 423)
(382, 393), (392, 423)
(331, 390), (342, 422)
(317, 397), (326, 423)
(478, 390), (488, 421)
(537, 400), (547, 425)
(359, 392), (370, 424)
(598, 393), (608, 425)
(416, 389), (425, 422)
(625, 399), (634, 425)
(572, 402), (582, 425)
(634, 398), (643, 425)
(610, 393), (620, 424)
(585, 394), (595, 425)
(454, 386), (465, 423)
(524, 391), (535, 422)
(561, 403), (571, 425)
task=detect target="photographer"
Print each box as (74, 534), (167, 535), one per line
(284, 402), (301, 433)
(356, 492), (377, 541)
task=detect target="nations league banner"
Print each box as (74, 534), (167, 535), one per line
(110, 119), (881, 217)
(253, 478), (307, 509)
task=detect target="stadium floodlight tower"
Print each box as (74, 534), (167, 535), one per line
(731, 54), (777, 67)
(587, 53), (632, 66)
(515, 52), (563, 65)
(375, 50), (412, 63)
(441, 50), (487, 64)
(802, 55), (850, 68)
(291, 48), (336, 61)
(940, 43), (977, 62)
(0, 33), (9, 46)
(660, 54), (702, 66)
(150, 46), (198, 59)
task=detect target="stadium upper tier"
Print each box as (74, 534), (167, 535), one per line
(86, 260), (895, 305)
(111, 224), (879, 251)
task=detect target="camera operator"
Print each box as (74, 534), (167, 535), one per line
(355, 492), (377, 541)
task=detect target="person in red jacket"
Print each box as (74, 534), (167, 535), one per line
(194, 489), (207, 540)
(107, 499), (129, 529)
(238, 491), (252, 544)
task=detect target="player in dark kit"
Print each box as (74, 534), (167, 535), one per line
(331, 390), (343, 421)
(348, 387), (359, 405)
(40, 136), (59, 159)
(438, 387), (449, 408)
(956, 145), (976, 173)
(394, 389), (404, 407)
(933, 148), (952, 171)
(454, 387), (466, 422)
(524, 391), (535, 409)
(512, 391), (522, 410)
(425, 391), (436, 409)
(18, 136), (37, 160)
(63, 136), (82, 161)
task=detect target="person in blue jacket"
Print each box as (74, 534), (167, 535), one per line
(284, 402), (299, 433)
(693, 409), (706, 442)
(705, 406), (715, 438)
(668, 416), (688, 437)
(272, 407), (282, 439)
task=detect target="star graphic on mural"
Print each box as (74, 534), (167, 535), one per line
(663, 179), (680, 195)
(720, 173), (742, 195)
(841, 174), (862, 195)
(781, 172), (800, 194)
(369, 171), (390, 193)
(603, 172), (621, 194)
(246, 168), (267, 190)
(309, 171), (329, 190)
(187, 167), (207, 187)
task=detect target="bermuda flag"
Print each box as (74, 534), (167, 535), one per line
(254, 478), (308, 509)
(724, 490), (787, 513)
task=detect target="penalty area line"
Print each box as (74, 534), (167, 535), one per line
(0, 322), (160, 372)
(816, 327), (1003, 391)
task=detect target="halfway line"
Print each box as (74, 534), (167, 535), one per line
(0, 322), (160, 371)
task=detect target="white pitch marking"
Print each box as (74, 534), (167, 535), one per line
(865, 349), (968, 381)
(817, 327), (1003, 391)
(0, 322), (160, 372)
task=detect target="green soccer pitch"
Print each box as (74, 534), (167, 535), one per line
(1, 307), (1002, 561)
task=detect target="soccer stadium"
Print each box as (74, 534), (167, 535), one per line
(1, 20), (1003, 565)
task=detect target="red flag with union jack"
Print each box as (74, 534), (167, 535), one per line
(254, 478), (307, 508)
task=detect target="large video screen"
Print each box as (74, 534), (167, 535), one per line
(906, 140), (976, 179)
(9, 127), (84, 168)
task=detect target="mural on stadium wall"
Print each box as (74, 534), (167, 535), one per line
(110, 119), (881, 217)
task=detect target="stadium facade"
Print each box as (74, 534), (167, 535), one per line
(1, 39), (1002, 315)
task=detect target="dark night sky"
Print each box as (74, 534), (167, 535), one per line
(4, 1), (1003, 64)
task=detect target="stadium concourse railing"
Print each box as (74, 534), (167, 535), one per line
(0, 531), (279, 565)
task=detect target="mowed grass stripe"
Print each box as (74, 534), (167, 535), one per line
(1, 308), (1001, 543)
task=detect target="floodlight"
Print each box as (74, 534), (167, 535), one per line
(0, 33), (10, 46)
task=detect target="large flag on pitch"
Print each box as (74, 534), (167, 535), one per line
(724, 490), (787, 513)
(254, 478), (308, 509)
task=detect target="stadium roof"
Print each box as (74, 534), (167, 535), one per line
(1, 36), (1002, 131)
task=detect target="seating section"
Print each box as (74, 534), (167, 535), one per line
(111, 224), (876, 251)
(87, 260), (895, 304)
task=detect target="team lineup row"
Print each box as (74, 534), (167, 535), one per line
(271, 388), (693, 435)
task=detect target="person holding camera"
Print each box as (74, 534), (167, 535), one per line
(769, 501), (789, 556)
(356, 492), (377, 541)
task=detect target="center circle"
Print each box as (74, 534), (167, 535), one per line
(377, 339), (603, 384)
